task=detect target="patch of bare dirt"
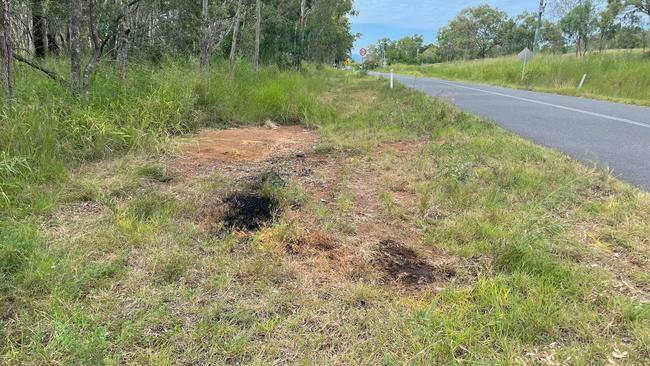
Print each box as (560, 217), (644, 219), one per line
(175, 128), (469, 291)
(171, 126), (319, 177)
(286, 230), (337, 255)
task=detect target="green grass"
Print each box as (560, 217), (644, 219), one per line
(0, 59), (331, 218)
(2, 61), (650, 364)
(384, 52), (650, 105)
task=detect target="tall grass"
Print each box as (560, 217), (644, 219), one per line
(0, 59), (331, 217)
(387, 52), (650, 105)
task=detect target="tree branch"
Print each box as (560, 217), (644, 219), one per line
(12, 52), (67, 85)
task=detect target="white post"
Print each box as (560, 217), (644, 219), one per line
(390, 68), (394, 89)
(521, 54), (527, 81)
(578, 74), (587, 89)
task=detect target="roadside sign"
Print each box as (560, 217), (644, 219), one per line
(360, 48), (367, 57)
(518, 47), (534, 63)
(518, 47), (534, 81)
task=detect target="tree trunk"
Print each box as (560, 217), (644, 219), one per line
(0, 0), (12, 102)
(533, 0), (545, 52)
(70, 0), (82, 94)
(31, 0), (46, 57)
(254, 0), (261, 76)
(118, 0), (130, 81)
(82, 0), (101, 101)
(296, 0), (306, 68)
(229, 0), (243, 67)
(199, 0), (209, 73)
(47, 19), (59, 55)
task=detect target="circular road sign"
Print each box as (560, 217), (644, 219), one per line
(360, 48), (367, 57)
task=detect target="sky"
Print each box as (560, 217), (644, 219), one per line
(351, 0), (541, 57)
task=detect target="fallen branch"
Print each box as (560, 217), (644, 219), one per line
(12, 52), (67, 86)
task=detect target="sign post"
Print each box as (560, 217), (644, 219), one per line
(518, 47), (534, 81)
(359, 48), (367, 66)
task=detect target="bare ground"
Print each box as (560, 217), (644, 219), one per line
(166, 126), (471, 291)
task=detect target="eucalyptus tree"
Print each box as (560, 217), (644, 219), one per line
(437, 5), (508, 59)
(559, 0), (598, 56)
(0, 0), (12, 101)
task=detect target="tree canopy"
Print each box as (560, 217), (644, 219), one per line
(364, 0), (649, 67)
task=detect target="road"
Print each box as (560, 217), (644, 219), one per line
(373, 72), (650, 191)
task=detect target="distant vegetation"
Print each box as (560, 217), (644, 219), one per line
(384, 51), (650, 105)
(364, 0), (650, 68)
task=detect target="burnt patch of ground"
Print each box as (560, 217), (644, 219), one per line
(373, 239), (456, 287)
(201, 172), (285, 232)
(221, 193), (278, 231)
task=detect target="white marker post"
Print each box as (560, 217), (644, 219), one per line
(578, 74), (587, 89)
(390, 68), (394, 89)
(521, 54), (527, 81)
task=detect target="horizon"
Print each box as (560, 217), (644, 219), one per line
(350, 0), (543, 58)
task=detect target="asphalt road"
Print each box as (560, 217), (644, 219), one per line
(373, 72), (650, 191)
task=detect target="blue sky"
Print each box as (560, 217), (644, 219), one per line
(351, 0), (540, 55)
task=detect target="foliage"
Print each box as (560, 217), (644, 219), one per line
(559, 0), (598, 56)
(364, 35), (435, 68)
(367, 1), (650, 64)
(437, 5), (508, 60)
(0, 60), (331, 217)
(384, 51), (650, 105)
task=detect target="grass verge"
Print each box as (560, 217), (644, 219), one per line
(1, 64), (650, 364)
(383, 52), (650, 106)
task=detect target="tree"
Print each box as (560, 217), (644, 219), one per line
(540, 20), (567, 53)
(598, 0), (623, 51)
(70, 0), (82, 94)
(229, 0), (244, 67)
(419, 46), (440, 64)
(296, 0), (307, 67)
(81, 0), (102, 101)
(533, 0), (547, 52)
(32, 0), (46, 57)
(3, 0), (356, 91)
(559, 0), (597, 56)
(200, 0), (210, 73)
(627, 0), (650, 21)
(613, 11), (646, 48)
(437, 5), (507, 60)
(118, 0), (131, 80)
(0, 0), (12, 102)
(254, 0), (261, 76)
(303, 0), (356, 64)
(498, 12), (538, 55)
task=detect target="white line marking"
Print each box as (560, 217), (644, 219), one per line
(400, 75), (650, 130)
